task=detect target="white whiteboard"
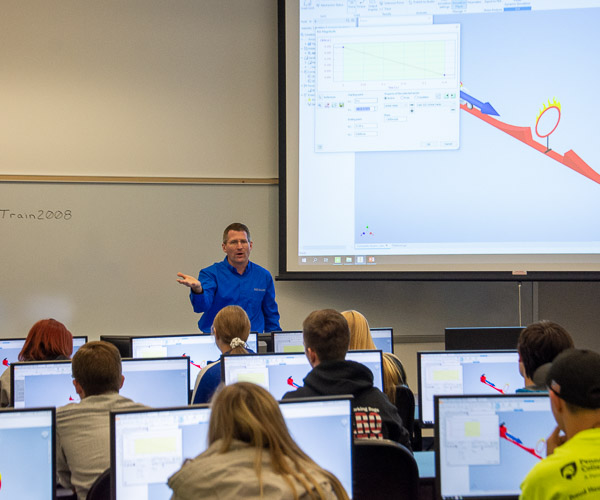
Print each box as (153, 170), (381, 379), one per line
(0, 0), (277, 180)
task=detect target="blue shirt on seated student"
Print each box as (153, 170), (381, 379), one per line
(191, 305), (253, 404)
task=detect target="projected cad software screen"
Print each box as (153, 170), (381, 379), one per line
(12, 361), (80, 408)
(436, 395), (555, 499)
(418, 350), (521, 426)
(131, 333), (257, 386)
(120, 358), (190, 408)
(0, 409), (54, 500)
(288, 0), (600, 273)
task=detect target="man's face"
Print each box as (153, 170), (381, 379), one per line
(222, 230), (253, 268)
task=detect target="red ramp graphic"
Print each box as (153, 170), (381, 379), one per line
(462, 104), (600, 185)
(287, 376), (301, 389)
(499, 422), (543, 459)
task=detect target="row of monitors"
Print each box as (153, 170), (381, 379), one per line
(102, 329), (392, 387)
(9, 350), (384, 408)
(0, 336), (88, 367)
(0, 392), (554, 500)
(103, 327), (394, 356)
(0, 396), (354, 499)
(1, 326), (520, 371)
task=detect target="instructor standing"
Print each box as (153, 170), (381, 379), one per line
(177, 223), (281, 333)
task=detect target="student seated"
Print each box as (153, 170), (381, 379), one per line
(56, 341), (147, 500)
(191, 305), (253, 404)
(168, 382), (349, 499)
(517, 320), (574, 392)
(0, 318), (73, 407)
(342, 310), (408, 402)
(520, 348), (600, 499)
(282, 309), (411, 448)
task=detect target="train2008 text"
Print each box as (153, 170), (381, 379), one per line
(0, 209), (72, 220)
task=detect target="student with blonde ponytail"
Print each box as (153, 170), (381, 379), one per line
(169, 382), (349, 500)
(342, 310), (408, 404)
(191, 305), (252, 404)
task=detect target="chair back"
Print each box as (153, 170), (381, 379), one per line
(353, 438), (419, 500)
(86, 469), (110, 500)
(394, 385), (415, 436)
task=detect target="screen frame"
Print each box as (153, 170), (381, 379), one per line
(417, 349), (519, 428)
(444, 327), (523, 350)
(109, 404), (211, 500)
(276, 0), (600, 282)
(434, 392), (551, 500)
(0, 406), (56, 500)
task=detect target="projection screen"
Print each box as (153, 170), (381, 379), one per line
(279, 0), (600, 280)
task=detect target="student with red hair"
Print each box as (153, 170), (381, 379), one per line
(0, 318), (73, 406)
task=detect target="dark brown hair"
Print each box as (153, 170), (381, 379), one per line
(222, 222), (251, 244)
(518, 320), (574, 380)
(302, 309), (349, 362)
(71, 341), (122, 396)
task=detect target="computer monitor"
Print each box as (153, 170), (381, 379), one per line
(120, 357), (190, 407)
(11, 357), (190, 408)
(280, 396), (353, 497)
(72, 336), (88, 353)
(370, 328), (394, 353)
(110, 396), (353, 500)
(11, 360), (78, 408)
(272, 329), (394, 355)
(0, 336), (87, 369)
(222, 350), (383, 399)
(435, 394), (555, 499)
(100, 335), (132, 358)
(418, 350), (521, 427)
(0, 407), (55, 500)
(111, 405), (212, 499)
(130, 333), (258, 387)
(272, 330), (303, 353)
(445, 327), (523, 351)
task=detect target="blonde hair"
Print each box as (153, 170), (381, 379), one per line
(342, 310), (376, 350)
(208, 383), (349, 500)
(212, 305), (250, 354)
(382, 352), (406, 405)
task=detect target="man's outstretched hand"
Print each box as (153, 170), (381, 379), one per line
(176, 272), (203, 294)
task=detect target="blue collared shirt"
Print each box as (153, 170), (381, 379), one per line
(190, 258), (281, 333)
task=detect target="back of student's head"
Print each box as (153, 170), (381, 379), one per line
(72, 341), (122, 396)
(303, 309), (349, 362)
(546, 348), (600, 413)
(517, 320), (574, 380)
(213, 305), (250, 354)
(208, 382), (348, 499)
(19, 318), (73, 362)
(342, 310), (376, 350)
(208, 382), (293, 450)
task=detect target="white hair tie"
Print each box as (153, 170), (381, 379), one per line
(230, 337), (246, 349)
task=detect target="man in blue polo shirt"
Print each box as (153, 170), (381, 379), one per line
(177, 222), (281, 333)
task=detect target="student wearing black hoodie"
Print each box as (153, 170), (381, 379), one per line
(281, 309), (411, 450)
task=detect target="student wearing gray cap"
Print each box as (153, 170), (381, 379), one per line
(520, 348), (600, 500)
